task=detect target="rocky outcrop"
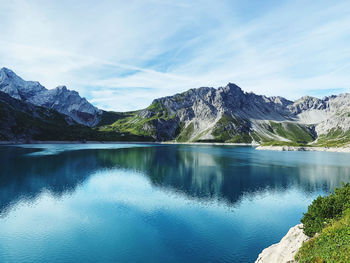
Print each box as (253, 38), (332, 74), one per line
(0, 67), (46, 100)
(134, 83), (350, 142)
(255, 224), (309, 263)
(2, 67), (350, 143)
(135, 83), (309, 141)
(0, 91), (75, 141)
(256, 145), (350, 153)
(28, 85), (101, 127)
(0, 68), (101, 126)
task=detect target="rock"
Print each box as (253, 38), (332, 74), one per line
(0, 68), (101, 127)
(137, 82), (350, 142)
(28, 85), (101, 127)
(255, 224), (309, 263)
(256, 145), (350, 153)
(2, 67), (350, 141)
(0, 67), (46, 100)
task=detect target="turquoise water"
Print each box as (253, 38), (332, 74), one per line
(1, 144), (350, 262)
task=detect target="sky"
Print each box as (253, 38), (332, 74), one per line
(0, 0), (350, 111)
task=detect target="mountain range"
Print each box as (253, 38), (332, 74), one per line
(1, 67), (349, 146)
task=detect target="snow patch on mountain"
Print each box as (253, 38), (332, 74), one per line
(0, 68), (101, 127)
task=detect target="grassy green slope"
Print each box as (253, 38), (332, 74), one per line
(315, 128), (350, 147)
(296, 209), (350, 263)
(97, 110), (138, 127)
(176, 122), (194, 142)
(98, 101), (176, 139)
(295, 183), (350, 263)
(0, 92), (152, 142)
(259, 121), (316, 146)
(210, 115), (252, 143)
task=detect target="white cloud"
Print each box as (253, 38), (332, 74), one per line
(0, 0), (349, 110)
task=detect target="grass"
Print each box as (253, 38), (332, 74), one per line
(176, 123), (194, 142)
(268, 121), (315, 143)
(99, 101), (176, 140)
(315, 128), (350, 147)
(295, 184), (350, 263)
(0, 93), (154, 142)
(260, 141), (309, 147)
(210, 115), (252, 143)
(97, 110), (137, 127)
(226, 133), (252, 143)
(295, 209), (350, 263)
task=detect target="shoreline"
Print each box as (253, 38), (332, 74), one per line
(255, 224), (309, 263)
(0, 140), (160, 145)
(160, 141), (258, 146)
(2, 140), (350, 153)
(0, 140), (258, 146)
(256, 145), (350, 153)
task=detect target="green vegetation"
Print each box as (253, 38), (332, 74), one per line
(315, 128), (350, 147)
(250, 121), (316, 146)
(296, 209), (350, 263)
(176, 123), (194, 142)
(98, 101), (175, 139)
(192, 129), (210, 142)
(210, 115), (252, 143)
(268, 121), (315, 144)
(301, 183), (350, 237)
(0, 95), (153, 142)
(146, 101), (164, 112)
(99, 113), (154, 137)
(295, 183), (350, 263)
(98, 110), (137, 127)
(250, 131), (263, 142)
(260, 141), (308, 147)
(226, 133), (252, 143)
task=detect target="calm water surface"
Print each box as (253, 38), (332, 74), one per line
(1, 144), (350, 263)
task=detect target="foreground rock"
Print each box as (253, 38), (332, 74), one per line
(256, 145), (350, 153)
(255, 224), (309, 263)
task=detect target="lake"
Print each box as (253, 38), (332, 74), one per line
(0, 144), (350, 263)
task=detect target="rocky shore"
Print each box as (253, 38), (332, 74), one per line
(256, 145), (350, 153)
(255, 224), (309, 263)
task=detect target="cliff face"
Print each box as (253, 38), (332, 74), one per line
(0, 90), (76, 141)
(0, 68), (101, 127)
(2, 67), (350, 144)
(255, 224), (309, 263)
(118, 83), (350, 143)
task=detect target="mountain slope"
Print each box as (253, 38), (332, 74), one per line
(0, 68), (101, 126)
(0, 90), (81, 141)
(100, 84), (315, 143)
(1, 67), (350, 145)
(0, 91), (152, 142)
(101, 83), (350, 145)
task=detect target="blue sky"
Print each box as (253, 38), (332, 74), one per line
(1, 0), (349, 111)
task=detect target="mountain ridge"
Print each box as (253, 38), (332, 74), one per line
(0, 67), (101, 127)
(1, 67), (350, 146)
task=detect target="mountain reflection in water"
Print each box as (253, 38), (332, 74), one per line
(1, 144), (350, 215)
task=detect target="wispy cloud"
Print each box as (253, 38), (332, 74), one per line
(0, 0), (349, 110)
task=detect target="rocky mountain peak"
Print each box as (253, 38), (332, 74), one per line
(0, 67), (17, 79)
(219, 83), (244, 95)
(0, 68), (101, 127)
(269, 96), (293, 106)
(0, 67), (46, 100)
(290, 95), (326, 114)
(56, 85), (68, 91)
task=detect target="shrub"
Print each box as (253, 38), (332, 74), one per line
(295, 208), (350, 263)
(301, 183), (350, 237)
